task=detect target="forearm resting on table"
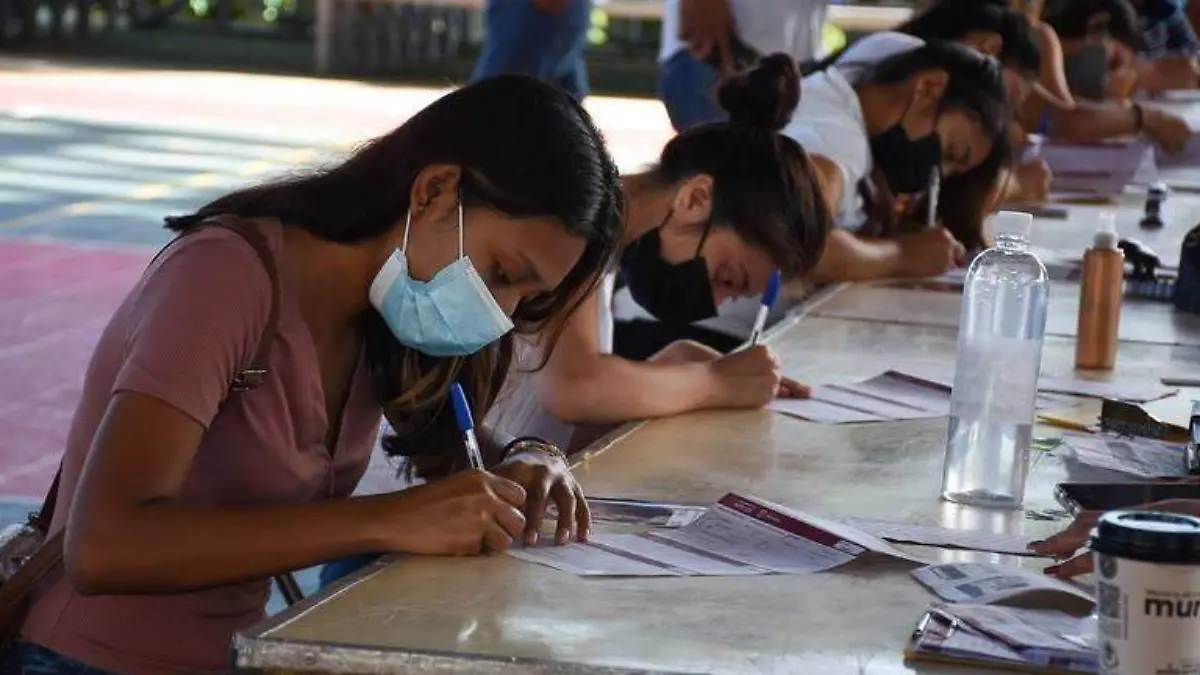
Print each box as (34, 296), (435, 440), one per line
(807, 229), (903, 283)
(1046, 103), (1138, 143)
(65, 495), (397, 595)
(538, 355), (716, 425)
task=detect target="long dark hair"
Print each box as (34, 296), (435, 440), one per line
(1043, 0), (1142, 48)
(899, 1), (1042, 78)
(649, 54), (833, 278)
(814, 38), (1012, 246)
(165, 75), (623, 478)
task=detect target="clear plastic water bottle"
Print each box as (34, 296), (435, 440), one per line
(941, 211), (1049, 508)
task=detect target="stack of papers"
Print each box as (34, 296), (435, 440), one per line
(1059, 431), (1186, 479)
(768, 371), (1067, 424)
(912, 563), (1094, 614)
(1036, 140), (1157, 194)
(509, 493), (926, 577)
(907, 603), (1098, 674)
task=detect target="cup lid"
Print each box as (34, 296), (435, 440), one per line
(992, 211), (1033, 240)
(1090, 510), (1200, 565)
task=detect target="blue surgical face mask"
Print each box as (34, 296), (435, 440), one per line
(368, 201), (514, 357)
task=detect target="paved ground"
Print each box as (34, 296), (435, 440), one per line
(0, 57), (673, 608)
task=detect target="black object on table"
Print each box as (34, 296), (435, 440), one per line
(1140, 182), (1168, 229)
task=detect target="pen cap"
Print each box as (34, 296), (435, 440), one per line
(1094, 212), (1119, 249)
(449, 382), (475, 431)
(991, 211), (1033, 242)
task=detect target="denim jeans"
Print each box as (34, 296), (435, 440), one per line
(317, 553), (382, 590)
(470, 0), (592, 100)
(0, 642), (115, 675)
(658, 50), (727, 133)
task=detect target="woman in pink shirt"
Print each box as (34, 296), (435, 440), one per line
(2, 75), (622, 675)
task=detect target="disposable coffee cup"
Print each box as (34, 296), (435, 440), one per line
(1090, 510), (1200, 675)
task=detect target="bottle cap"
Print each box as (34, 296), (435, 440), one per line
(1095, 212), (1119, 249)
(992, 211), (1033, 240)
(1090, 511), (1200, 566)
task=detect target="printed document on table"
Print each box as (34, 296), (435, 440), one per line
(840, 517), (1038, 557)
(509, 492), (926, 577)
(896, 367), (1176, 404)
(912, 563), (1094, 614)
(1059, 431), (1186, 479)
(940, 603), (1098, 660)
(1037, 140), (1157, 194)
(650, 493), (927, 573)
(907, 603), (1098, 673)
(769, 371), (1064, 424)
(546, 497), (708, 529)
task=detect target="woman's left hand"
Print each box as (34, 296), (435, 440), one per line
(493, 448), (590, 546)
(777, 376), (811, 399)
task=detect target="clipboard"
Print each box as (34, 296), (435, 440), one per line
(904, 609), (1094, 675)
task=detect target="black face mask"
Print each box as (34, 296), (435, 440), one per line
(870, 120), (943, 195)
(620, 221), (718, 325)
(1064, 43), (1111, 101)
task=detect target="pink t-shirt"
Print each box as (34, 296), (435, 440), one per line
(21, 218), (382, 675)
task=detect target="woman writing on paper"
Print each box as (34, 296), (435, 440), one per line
(0, 76), (622, 675)
(318, 55), (836, 587)
(525, 54), (832, 435)
(900, 1), (1058, 207)
(1032, 0), (1192, 152)
(610, 34), (1013, 355)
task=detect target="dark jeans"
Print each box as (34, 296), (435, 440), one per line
(470, 0), (592, 99)
(0, 642), (115, 675)
(318, 553), (382, 589)
(658, 50), (726, 132)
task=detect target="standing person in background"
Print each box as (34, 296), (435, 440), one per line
(657, 0), (830, 131)
(471, 0), (592, 99)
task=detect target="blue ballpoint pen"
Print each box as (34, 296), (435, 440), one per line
(449, 382), (485, 470)
(748, 269), (783, 347)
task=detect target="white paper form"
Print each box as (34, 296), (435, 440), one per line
(1059, 431), (1187, 479)
(942, 604), (1098, 659)
(768, 372), (951, 424)
(510, 493), (926, 577)
(769, 372), (1067, 424)
(912, 563), (1094, 612)
(911, 605), (1098, 673)
(840, 518), (1038, 557)
(546, 497), (709, 529)
(650, 493), (927, 573)
(897, 368), (1176, 404)
(508, 537), (683, 577)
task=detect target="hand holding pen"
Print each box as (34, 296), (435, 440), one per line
(452, 382), (590, 546)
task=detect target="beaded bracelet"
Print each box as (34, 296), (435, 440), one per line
(502, 436), (568, 463)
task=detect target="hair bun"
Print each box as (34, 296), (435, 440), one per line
(716, 53), (801, 133)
